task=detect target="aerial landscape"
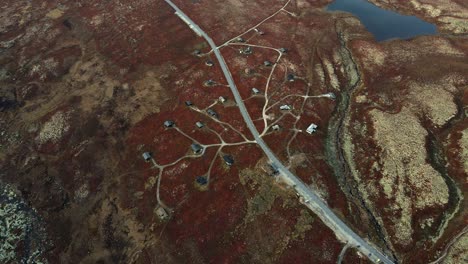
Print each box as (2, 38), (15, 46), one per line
(0, 0), (467, 263)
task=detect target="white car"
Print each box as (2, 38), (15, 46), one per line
(279, 105), (291, 111)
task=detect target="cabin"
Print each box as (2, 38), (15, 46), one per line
(254, 28), (265, 35)
(142, 152), (151, 162)
(207, 109), (218, 118)
(280, 105), (291, 111)
(236, 37), (246, 43)
(219, 96), (227, 103)
(164, 120), (175, 128)
(191, 143), (203, 154)
(287, 74), (295, 82)
(244, 68), (254, 75)
(204, 79), (215, 86)
(240, 46), (253, 55)
(205, 60), (214, 67)
(223, 155), (234, 166)
(306, 123), (318, 134)
(196, 121), (204, 128)
(279, 48), (288, 53)
(155, 207), (169, 220)
(272, 124), (280, 131)
(325, 92), (336, 100)
(264, 60), (273, 67)
(185, 101), (193, 107)
(252, 88), (260, 95)
(196, 176), (208, 186)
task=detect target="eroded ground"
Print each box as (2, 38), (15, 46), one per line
(0, 0), (466, 263)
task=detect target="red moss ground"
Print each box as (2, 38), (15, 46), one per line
(2, 0), (465, 263)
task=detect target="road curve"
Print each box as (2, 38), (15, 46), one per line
(164, 1), (395, 263)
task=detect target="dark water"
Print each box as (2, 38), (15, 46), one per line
(327, 0), (437, 41)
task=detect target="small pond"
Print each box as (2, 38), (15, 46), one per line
(327, 0), (437, 41)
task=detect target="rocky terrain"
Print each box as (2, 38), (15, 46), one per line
(0, 0), (466, 263)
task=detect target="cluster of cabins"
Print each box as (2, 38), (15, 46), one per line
(144, 35), (329, 219)
(190, 29), (326, 136)
(143, 119), (237, 189)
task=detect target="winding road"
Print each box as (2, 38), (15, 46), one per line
(164, 1), (395, 263)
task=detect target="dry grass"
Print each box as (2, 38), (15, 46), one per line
(461, 130), (468, 176)
(45, 8), (65, 19)
(442, 232), (468, 264)
(36, 111), (70, 144)
(406, 82), (458, 127)
(370, 107), (449, 245)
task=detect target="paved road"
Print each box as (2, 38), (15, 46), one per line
(164, 1), (395, 263)
(338, 243), (351, 264)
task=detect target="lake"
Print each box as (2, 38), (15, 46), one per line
(327, 0), (438, 41)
